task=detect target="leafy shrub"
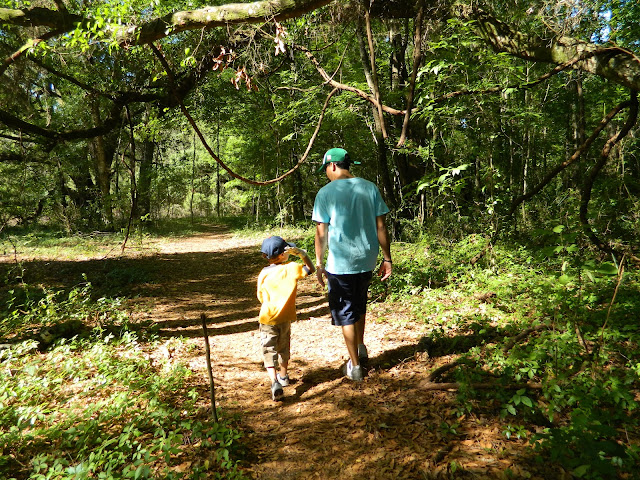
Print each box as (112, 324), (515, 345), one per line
(389, 232), (640, 479)
(0, 281), (245, 480)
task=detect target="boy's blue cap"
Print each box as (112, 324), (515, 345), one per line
(317, 147), (361, 173)
(261, 236), (295, 259)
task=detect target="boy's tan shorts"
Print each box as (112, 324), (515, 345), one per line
(259, 322), (291, 368)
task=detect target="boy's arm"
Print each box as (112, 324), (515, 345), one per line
(376, 214), (392, 281)
(314, 222), (328, 287)
(300, 251), (315, 275)
(286, 246), (316, 275)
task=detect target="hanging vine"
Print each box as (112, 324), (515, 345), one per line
(150, 43), (337, 186)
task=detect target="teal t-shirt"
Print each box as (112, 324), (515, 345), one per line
(312, 177), (389, 274)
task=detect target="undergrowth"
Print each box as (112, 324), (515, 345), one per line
(381, 226), (640, 479)
(0, 275), (246, 480)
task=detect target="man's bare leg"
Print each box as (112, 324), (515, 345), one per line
(355, 314), (366, 346)
(341, 323), (360, 367)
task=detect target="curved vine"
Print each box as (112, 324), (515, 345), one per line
(151, 43), (336, 186)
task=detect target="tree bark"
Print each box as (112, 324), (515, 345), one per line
(397, 1), (424, 147)
(89, 98), (115, 230)
(466, 5), (640, 91)
(579, 91), (638, 254)
(356, 14), (397, 207)
(138, 139), (155, 218)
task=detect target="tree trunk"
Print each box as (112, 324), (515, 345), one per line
(291, 151), (304, 222)
(138, 139), (154, 218)
(572, 72), (586, 187)
(388, 19), (408, 90)
(356, 14), (397, 207)
(89, 98), (115, 230)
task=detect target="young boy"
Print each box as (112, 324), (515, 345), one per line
(257, 236), (315, 401)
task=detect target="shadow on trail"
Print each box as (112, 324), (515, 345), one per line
(269, 327), (503, 406)
(368, 326), (502, 372)
(227, 325), (553, 480)
(0, 238), (328, 340)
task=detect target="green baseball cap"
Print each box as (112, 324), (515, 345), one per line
(317, 147), (361, 173)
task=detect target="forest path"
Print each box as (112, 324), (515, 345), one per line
(0, 224), (541, 479)
(123, 225), (545, 480)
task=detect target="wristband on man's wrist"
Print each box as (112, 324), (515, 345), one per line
(383, 259), (392, 263)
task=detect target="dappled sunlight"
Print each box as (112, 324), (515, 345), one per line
(3, 226), (634, 479)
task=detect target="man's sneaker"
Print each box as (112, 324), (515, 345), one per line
(358, 344), (369, 369)
(343, 359), (364, 382)
(271, 381), (284, 401)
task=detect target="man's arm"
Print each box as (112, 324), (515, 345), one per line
(376, 215), (392, 281)
(314, 222), (329, 287)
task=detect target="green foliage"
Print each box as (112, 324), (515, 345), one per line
(0, 281), (245, 480)
(532, 410), (633, 479)
(388, 231), (640, 479)
(0, 275), (128, 341)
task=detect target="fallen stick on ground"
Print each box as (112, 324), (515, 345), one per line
(200, 313), (219, 423)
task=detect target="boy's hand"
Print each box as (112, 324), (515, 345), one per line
(285, 246), (306, 257)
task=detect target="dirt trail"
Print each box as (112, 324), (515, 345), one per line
(124, 226), (551, 480)
(5, 226), (550, 479)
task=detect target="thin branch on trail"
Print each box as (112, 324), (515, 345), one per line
(150, 43), (336, 186)
(580, 90), (639, 259)
(200, 313), (219, 423)
(426, 359), (464, 383)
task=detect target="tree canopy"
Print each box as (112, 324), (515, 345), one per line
(1, 0), (639, 259)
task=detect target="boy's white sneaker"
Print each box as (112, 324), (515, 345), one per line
(271, 381), (284, 401)
(276, 373), (290, 386)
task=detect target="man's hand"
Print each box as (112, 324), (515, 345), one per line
(378, 261), (392, 281)
(316, 266), (326, 287)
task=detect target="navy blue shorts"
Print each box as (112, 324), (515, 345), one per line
(326, 271), (373, 326)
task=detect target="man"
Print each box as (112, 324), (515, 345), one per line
(312, 147), (392, 382)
